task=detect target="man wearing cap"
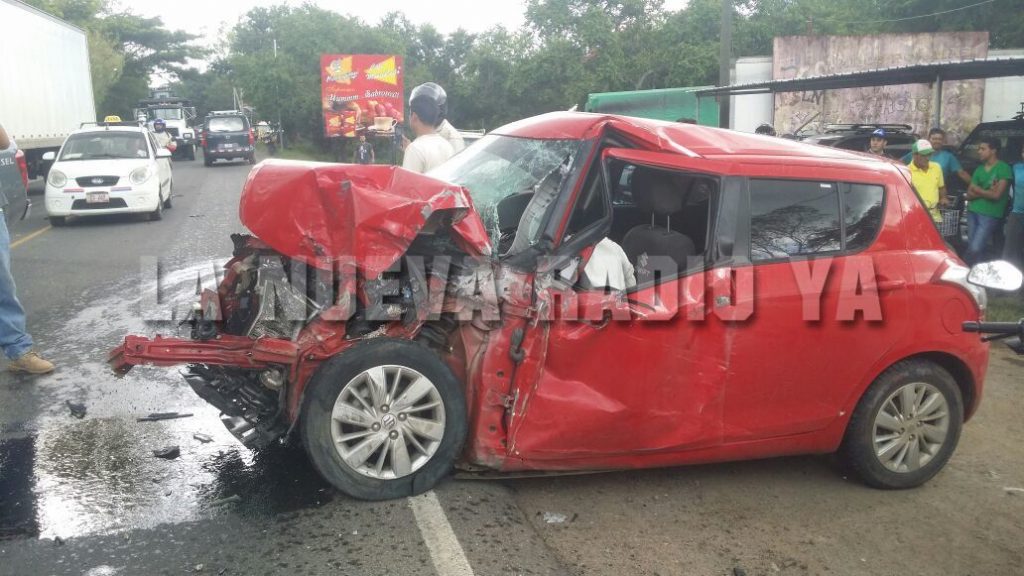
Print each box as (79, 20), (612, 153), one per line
(867, 128), (887, 156)
(901, 128), (972, 186)
(908, 139), (947, 222)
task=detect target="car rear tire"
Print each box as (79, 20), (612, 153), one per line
(49, 216), (66, 227)
(300, 338), (467, 501)
(163, 181), (173, 209)
(840, 359), (963, 489)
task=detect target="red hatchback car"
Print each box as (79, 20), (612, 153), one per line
(111, 112), (992, 500)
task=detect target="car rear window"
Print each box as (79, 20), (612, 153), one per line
(208, 117), (247, 132)
(750, 179), (842, 261)
(749, 179), (885, 261)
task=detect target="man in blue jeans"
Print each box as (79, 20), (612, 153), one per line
(0, 122), (54, 374)
(965, 137), (1012, 266)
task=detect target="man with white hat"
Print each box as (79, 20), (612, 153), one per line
(908, 139), (947, 222)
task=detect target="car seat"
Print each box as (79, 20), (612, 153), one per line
(621, 168), (696, 283)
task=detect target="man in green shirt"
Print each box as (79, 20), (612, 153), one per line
(965, 137), (1012, 265)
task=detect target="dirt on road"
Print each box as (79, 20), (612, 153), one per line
(508, 347), (1024, 576)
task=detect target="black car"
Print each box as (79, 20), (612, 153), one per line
(201, 112), (255, 167)
(796, 123), (918, 160)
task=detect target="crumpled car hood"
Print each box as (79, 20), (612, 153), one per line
(240, 160), (491, 277)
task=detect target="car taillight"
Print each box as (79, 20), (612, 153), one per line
(15, 150), (28, 188)
(201, 131), (207, 147)
(248, 129), (255, 145)
(935, 257), (987, 312)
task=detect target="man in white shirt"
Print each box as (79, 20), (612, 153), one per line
(402, 84), (454, 174)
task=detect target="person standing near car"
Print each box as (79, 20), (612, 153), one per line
(150, 119), (176, 153)
(908, 139), (947, 222)
(901, 128), (972, 186)
(402, 83), (454, 174)
(965, 137), (1012, 265)
(1002, 147), (1024, 272)
(866, 128), (887, 156)
(408, 82), (465, 154)
(353, 134), (375, 165)
(0, 123), (55, 374)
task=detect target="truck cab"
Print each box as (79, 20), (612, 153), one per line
(134, 97), (197, 161)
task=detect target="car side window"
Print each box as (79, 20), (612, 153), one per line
(749, 180), (842, 261)
(842, 183), (885, 252)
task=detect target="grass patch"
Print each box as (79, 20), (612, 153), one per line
(268, 141), (335, 162)
(987, 294), (1024, 322)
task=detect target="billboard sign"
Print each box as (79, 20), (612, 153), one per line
(321, 54), (404, 138)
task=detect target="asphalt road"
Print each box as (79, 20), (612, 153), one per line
(0, 157), (1022, 576)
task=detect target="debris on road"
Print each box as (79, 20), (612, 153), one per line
(65, 400), (87, 419)
(542, 512), (567, 524)
(194, 564), (204, 572)
(1004, 486), (1024, 495)
(193, 433), (213, 443)
(137, 412), (194, 422)
(210, 494), (241, 507)
(733, 568), (748, 576)
(152, 446), (181, 459)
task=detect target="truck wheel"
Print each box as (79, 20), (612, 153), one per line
(301, 338), (467, 501)
(49, 216), (66, 227)
(840, 359), (963, 489)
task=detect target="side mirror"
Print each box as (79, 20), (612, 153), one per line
(967, 260), (1023, 291)
(156, 149), (172, 158)
(41, 151), (56, 161)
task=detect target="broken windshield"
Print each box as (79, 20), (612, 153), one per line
(429, 134), (581, 251)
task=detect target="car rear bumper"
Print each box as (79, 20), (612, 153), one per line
(204, 146), (254, 159)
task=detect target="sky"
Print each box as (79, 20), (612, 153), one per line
(124, 0), (689, 58)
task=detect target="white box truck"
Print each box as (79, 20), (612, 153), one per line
(0, 0), (96, 178)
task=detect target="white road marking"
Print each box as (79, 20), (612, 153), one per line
(409, 491), (475, 576)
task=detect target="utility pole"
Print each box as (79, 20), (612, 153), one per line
(273, 37), (284, 149)
(718, 0), (732, 129)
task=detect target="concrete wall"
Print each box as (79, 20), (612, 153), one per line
(772, 32), (989, 143)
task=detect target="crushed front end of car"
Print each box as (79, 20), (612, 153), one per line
(109, 160), (492, 450)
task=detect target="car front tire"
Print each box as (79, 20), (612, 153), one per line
(301, 338), (467, 501)
(840, 359), (963, 489)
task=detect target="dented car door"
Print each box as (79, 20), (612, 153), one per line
(499, 148), (739, 466)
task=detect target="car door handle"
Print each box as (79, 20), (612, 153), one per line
(877, 278), (906, 291)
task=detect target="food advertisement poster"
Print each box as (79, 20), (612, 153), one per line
(321, 54), (404, 138)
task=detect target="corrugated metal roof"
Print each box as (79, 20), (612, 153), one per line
(696, 57), (1024, 97)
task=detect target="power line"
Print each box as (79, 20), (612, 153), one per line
(818, 0), (997, 25)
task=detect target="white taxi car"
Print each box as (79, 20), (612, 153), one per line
(43, 122), (173, 225)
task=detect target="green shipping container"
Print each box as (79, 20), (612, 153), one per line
(584, 86), (720, 126)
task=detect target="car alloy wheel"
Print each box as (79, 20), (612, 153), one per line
(872, 382), (950, 473)
(301, 338), (467, 500)
(330, 365), (446, 480)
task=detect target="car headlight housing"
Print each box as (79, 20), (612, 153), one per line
(48, 169), (67, 188)
(130, 165), (153, 185)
